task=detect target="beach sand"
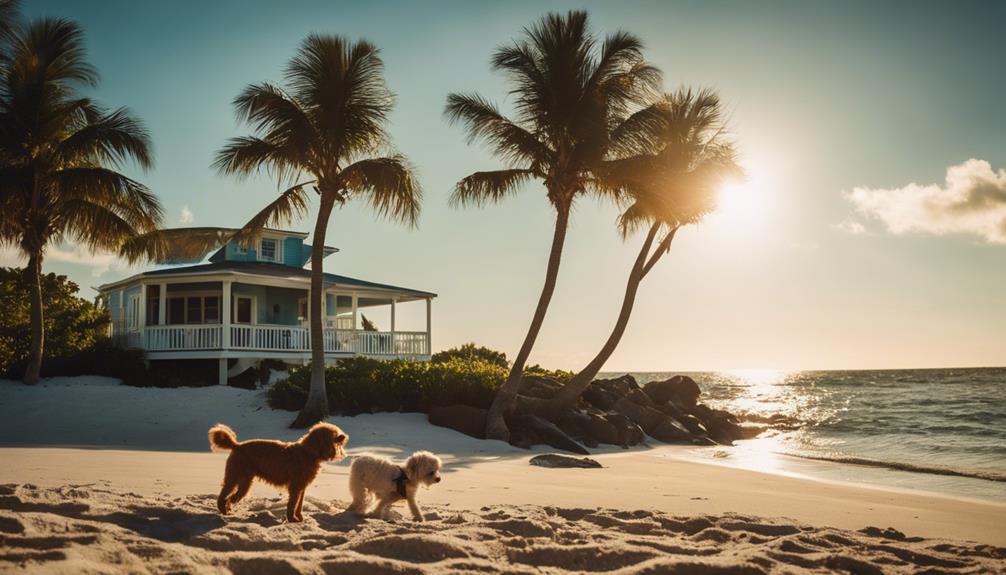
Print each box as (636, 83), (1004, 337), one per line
(1, 377), (1004, 573)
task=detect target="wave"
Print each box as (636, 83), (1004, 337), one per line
(783, 453), (1006, 483)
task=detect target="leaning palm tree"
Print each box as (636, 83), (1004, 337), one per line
(544, 89), (742, 414)
(0, 17), (161, 384)
(446, 11), (661, 442)
(215, 34), (420, 428)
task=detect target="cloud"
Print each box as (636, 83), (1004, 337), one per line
(180, 205), (194, 224)
(47, 246), (125, 277)
(834, 219), (868, 235)
(0, 245), (135, 278)
(844, 159), (1006, 244)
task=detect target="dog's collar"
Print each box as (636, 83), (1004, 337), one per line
(394, 467), (408, 499)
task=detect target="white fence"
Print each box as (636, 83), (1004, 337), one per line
(137, 324), (429, 357)
(144, 325), (222, 350)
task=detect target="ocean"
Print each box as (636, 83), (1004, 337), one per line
(614, 368), (1006, 502)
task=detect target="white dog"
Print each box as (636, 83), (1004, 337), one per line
(347, 451), (442, 522)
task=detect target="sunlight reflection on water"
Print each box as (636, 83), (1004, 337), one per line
(617, 368), (1006, 501)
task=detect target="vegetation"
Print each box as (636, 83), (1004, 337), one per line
(0, 267), (109, 375)
(269, 344), (571, 414)
(432, 343), (508, 369)
(0, 10), (161, 384)
(215, 34), (421, 428)
(545, 89), (741, 414)
(268, 357), (506, 414)
(445, 10), (661, 441)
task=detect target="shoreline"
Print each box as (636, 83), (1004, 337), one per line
(3, 442), (1005, 546)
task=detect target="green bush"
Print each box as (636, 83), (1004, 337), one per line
(0, 267), (110, 377)
(9, 339), (151, 387)
(432, 343), (508, 369)
(268, 356), (508, 414)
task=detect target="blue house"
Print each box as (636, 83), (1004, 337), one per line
(98, 229), (435, 384)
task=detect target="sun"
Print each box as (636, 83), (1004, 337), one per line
(706, 161), (778, 235)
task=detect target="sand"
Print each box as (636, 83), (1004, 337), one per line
(1, 377), (1005, 573)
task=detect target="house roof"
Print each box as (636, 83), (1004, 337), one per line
(98, 261), (436, 299)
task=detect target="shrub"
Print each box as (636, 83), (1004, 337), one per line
(0, 267), (110, 377)
(268, 356), (508, 414)
(432, 343), (508, 369)
(23, 339), (150, 387)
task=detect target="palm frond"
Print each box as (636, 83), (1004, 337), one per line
(56, 198), (139, 253)
(444, 93), (550, 168)
(232, 181), (313, 246)
(212, 136), (305, 183)
(450, 169), (534, 208)
(53, 106), (153, 169)
(118, 227), (237, 264)
(286, 35), (393, 159)
(8, 17), (97, 91)
(339, 156), (421, 227)
(232, 82), (317, 162)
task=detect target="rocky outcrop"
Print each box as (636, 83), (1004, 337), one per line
(428, 374), (777, 454)
(642, 375), (701, 408)
(428, 405), (488, 439)
(507, 373), (774, 453)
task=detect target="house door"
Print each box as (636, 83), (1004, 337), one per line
(234, 296), (254, 324)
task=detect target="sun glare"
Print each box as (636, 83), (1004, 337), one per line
(707, 161), (779, 236)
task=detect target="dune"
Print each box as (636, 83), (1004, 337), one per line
(1, 377), (1005, 573)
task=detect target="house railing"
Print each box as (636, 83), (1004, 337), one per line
(138, 323), (429, 357)
(145, 325), (222, 350)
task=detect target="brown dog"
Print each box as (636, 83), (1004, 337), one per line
(208, 422), (348, 522)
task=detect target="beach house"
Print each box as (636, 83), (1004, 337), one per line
(97, 229), (435, 384)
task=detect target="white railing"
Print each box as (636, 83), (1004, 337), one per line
(145, 325), (222, 351)
(135, 324), (429, 357)
(231, 325), (309, 351)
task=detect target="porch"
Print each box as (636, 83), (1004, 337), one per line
(109, 272), (433, 363)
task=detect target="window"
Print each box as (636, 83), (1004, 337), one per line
(298, 298), (308, 319)
(259, 238), (279, 262)
(235, 297), (253, 324)
(204, 296), (220, 322)
(168, 297), (185, 324)
(126, 295), (140, 329)
(146, 298), (160, 326)
(186, 297), (203, 324)
(166, 295), (221, 324)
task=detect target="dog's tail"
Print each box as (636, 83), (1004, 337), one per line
(208, 424), (238, 452)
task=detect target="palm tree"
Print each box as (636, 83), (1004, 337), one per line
(215, 34), (420, 428)
(544, 89), (742, 414)
(0, 17), (161, 384)
(445, 11), (661, 442)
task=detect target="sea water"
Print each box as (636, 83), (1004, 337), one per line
(615, 368), (1006, 502)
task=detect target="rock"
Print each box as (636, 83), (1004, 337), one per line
(648, 417), (692, 443)
(582, 411), (620, 445)
(428, 405), (487, 439)
(519, 374), (563, 400)
(582, 385), (621, 410)
(625, 388), (657, 408)
(704, 414), (744, 445)
(612, 397), (667, 433)
(604, 413), (645, 447)
(510, 414), (590, 455)
(529, 454), (602, 469)
(582, 375), (639, 410)
(643, 375), (701, 409)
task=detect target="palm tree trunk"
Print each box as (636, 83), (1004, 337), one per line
(543, 225), (676, 416)
(485, 202), (572, 442)
(23, 252), (44, 385)
(291, 192), (337, 428)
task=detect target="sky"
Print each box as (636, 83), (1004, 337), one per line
(8, 0), (1006, 371)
